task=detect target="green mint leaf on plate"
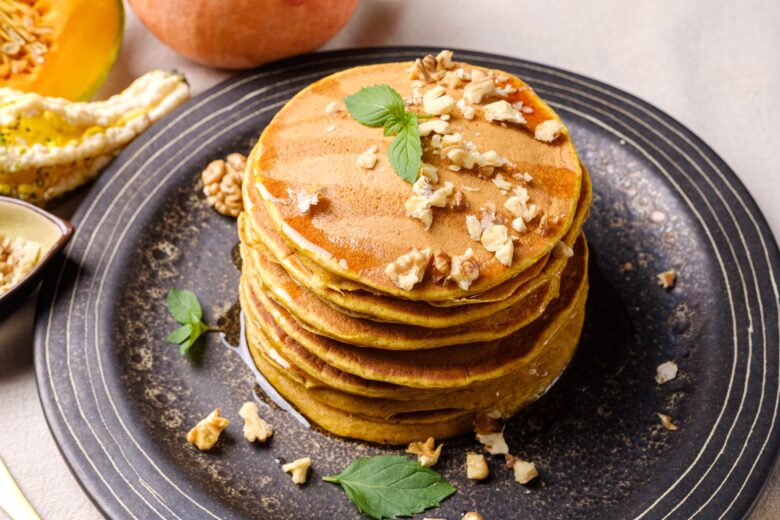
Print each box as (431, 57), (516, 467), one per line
(389, 115), (422, 184)
(166, 324), (192, 344)
(323, 455), (456, 520)
(344, 85), (405, 127)
(167, 287), (202, 323)
(166, 288), (215, 355)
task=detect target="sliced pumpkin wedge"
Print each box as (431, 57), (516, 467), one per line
(0, 0), (124, 100)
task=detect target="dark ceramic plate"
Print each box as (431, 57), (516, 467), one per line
(34, 48), (780, 519)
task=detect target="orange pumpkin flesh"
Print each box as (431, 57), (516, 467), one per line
(0, 0), (124, 100)
(128, 0), (358, 69)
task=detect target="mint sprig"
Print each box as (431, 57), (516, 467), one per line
(323, 455), (456, 520)
(344, 85), (424, 184)
(166, 288), (217, 355)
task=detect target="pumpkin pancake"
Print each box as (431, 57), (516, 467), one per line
(249, 59), (583, 300)
(242, 175), (551, 305)
(241, 234), (588, 388)
(239, 166), (590, 327)
(245, 294), (586, 419)
(244, 246), (563, 349)
(244, 290), (586, 444)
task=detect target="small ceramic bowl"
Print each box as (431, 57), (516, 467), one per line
(0, 196), (73, 318)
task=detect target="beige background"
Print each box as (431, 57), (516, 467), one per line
(1, 0), (779, 518)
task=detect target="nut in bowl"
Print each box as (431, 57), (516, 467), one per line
(0, 196), (73, 318)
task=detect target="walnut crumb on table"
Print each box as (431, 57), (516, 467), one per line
(462, 512), (485, 520)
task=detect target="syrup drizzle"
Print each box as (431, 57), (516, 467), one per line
(221, 311), (311, 428)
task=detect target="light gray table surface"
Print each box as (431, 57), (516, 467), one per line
(1, 1), (778, 518)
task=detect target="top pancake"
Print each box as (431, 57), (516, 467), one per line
(250, 59), (583, 300)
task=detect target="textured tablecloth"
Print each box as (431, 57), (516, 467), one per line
(1, 1), (778, 518)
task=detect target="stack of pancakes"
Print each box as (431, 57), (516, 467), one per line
(238, 54), (591, 444)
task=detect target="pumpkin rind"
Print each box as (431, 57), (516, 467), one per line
(128, 0), (358, 69)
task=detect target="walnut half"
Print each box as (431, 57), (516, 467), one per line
(202, 153), (246, 217)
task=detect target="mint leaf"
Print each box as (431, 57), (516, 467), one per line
(323, 455), (456, 520)
(383, 110), (415, 137)
(167, 324), (192, 344)
(167, 288), (202, 323)
(389, 116), (422, 184)
(344, 85), (405, 127)
(166, 288), (216, 356)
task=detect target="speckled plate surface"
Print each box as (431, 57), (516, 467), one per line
(34, 48), (780, 520)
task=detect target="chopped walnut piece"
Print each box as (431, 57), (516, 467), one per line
(492, 173), (513, 191)
(466, 452), (490, 480)
(202, 153), (246, 217)
(657, 413), (679, 431)
(385, 247), (432, 290)
(406, 437), (443, 467)
(324, 101), (342, 114)
(495, 239), (514, 267)
(290, 188), (322, 214)
(474, 411), (508, 454)
(483, 100), (527, 125)
(554, 241), (574, 258)
(448, 248), (480, 290)
(466, 215), (482, 241)
(510, 457), (539, 484)
(187, 408), (230, 450)
(431, 251), (451, 283)
(657, 269), (677, 289)
(423, 85), (456, 115)
(513, 172), (533, 183)
(282, 457), (311, 484)
(418, 119), (451, 136)
(356, 145), (379, 169)
(462, 513), (484, 520)
(420, 162), (439, 182)
(457, 98), (476, 120)
(238, 402), (273, 443)
(534, 119), (565, 142)
(464, 69), (495, 104)
(481, 224), (509, 252)
(406, 177), (454, 229)
(436, 133), (510, 171)
(435, 49), (455, 70)
(450, 190), (467, 211)
(655, 361), (678, 384)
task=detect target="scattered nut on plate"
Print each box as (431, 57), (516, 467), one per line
(282, 457), (311, 484)
(238, 401), (273, 443)
(406, 437), (443, 467)
(186, 408), (230, 451)
(467, 452), (490, 480)
(201, 153), (247, 217)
